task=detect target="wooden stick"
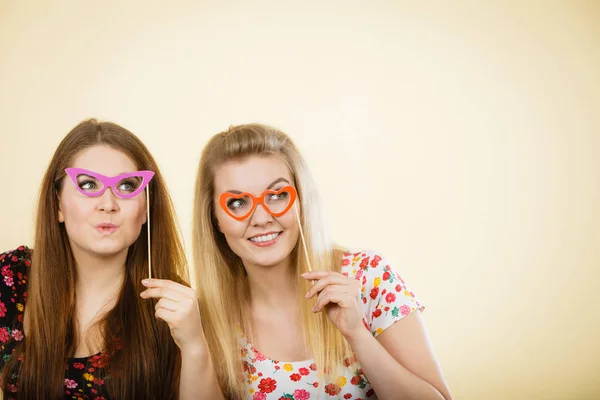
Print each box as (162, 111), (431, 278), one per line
(146, 186), (152, 280)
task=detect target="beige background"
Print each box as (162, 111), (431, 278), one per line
(1, 1), (599, 399)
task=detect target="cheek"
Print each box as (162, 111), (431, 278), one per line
(279, 212), (298, 231)
(124, 198), (147, 225)
(60, 198), (92, 225)
(215, 211), (246, 238)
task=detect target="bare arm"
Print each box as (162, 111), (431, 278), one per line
(346, 311), (452, 400)
(179, 343), (224, 400)
(141, 279), (225, 400)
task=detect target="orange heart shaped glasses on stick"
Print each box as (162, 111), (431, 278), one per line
(218, 185), (312, 271)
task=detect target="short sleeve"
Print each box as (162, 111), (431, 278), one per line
(342, 251), (424, 338)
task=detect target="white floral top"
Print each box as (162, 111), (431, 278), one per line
(241, 250), (424, 400)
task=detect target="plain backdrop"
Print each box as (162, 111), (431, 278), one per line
(1, 1), (599, 399)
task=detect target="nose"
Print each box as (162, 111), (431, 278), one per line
(96, 187), (120, 213)
(249, 203), (273, 226)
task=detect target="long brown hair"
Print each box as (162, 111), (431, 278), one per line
(192, 123), (348, 398)
(1, 119), (187, 399)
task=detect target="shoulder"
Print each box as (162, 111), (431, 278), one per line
(0, 246), (31, 343)
(1, 246), (32, 273)
(339, 249), (394, 278)
(339, 249), (424, 333)
(0, 246), (31, 295)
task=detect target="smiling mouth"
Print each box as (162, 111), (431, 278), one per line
(248, 232), (281, 243)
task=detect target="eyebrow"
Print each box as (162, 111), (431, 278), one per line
(226, 177), (291, 194)
(74, 171), (138, 177)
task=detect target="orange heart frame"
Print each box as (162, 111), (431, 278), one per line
(218, 185), (298, 221)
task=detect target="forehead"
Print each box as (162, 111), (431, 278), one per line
(71, 145), (138, 176)
(214, 155), (292, 194)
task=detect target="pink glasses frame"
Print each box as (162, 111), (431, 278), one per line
(64, 168), (155, 199)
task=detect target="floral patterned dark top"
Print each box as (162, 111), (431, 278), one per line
(0, 246), (112, 400)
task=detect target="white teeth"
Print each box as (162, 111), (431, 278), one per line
(249, 232), (280, 242)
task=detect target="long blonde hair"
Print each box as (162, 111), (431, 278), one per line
(193, 123), (349, 398)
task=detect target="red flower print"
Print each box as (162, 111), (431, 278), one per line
(258, 377), (277, 393)
(293, 389), (310, 400)
(309, 363), (317, 371)
(312, 382), (319, 387)
(400, 304), (411, 316)
(64, 379), (77, 389)
(384, 306), (390, 312)
(324, 383), (341, 396)
(362, 297), (367, 304)
(11, 329), (23, 341)
(90, 353), (110, 368)
(385, 292), (396, 303)
(370, 255), (381, 267)
(344, 394), (352, 399)
(73, 362), (85, 370)
(258, 372), (263, 377)
(298, 367), (310, 376)
(253, 393), (267, 400)
(351, 375), (361, 385)
(342, 258), (350, 266)
(0, 327), (8, 343)
(382, 271), (390, 281)
(290, 373), (301, 381)
(0, 302), (6, 318)
(381, 289), (386, 295)
(274, 365), (281, 370)
(11, 256), (17, 263)
(366, 388), (375, 397)
(369, 287), (379, 300)
(94, 397), (107, 400)
(24, 259), (30, 267)
(359, 257), (370, 270)
(243, 361), (256, 374)
(395, 284), (402, 292)
(93, 378), (105, 385)
(372, 309), (382, 318)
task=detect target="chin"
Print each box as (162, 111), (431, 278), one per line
(88, 240), (130, 257)
(247, 246), (294, 268)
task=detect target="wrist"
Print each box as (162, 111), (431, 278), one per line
(180, 341), (210, 360)
(344, 325), (374, 347)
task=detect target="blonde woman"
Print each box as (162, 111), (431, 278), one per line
(192, 124), (452, 400)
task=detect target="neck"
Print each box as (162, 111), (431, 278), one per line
(72, 246), (127, 301)
(244, 256), (297, 309)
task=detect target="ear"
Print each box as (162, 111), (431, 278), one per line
(142, 211), (147, 225)
(58, 205), (65, 223)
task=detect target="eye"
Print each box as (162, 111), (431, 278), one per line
(269, 191), (289, 201)
(117, 179), (140, 193)
(227, 198), (247, 209)
(78, 179), (97, 191)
